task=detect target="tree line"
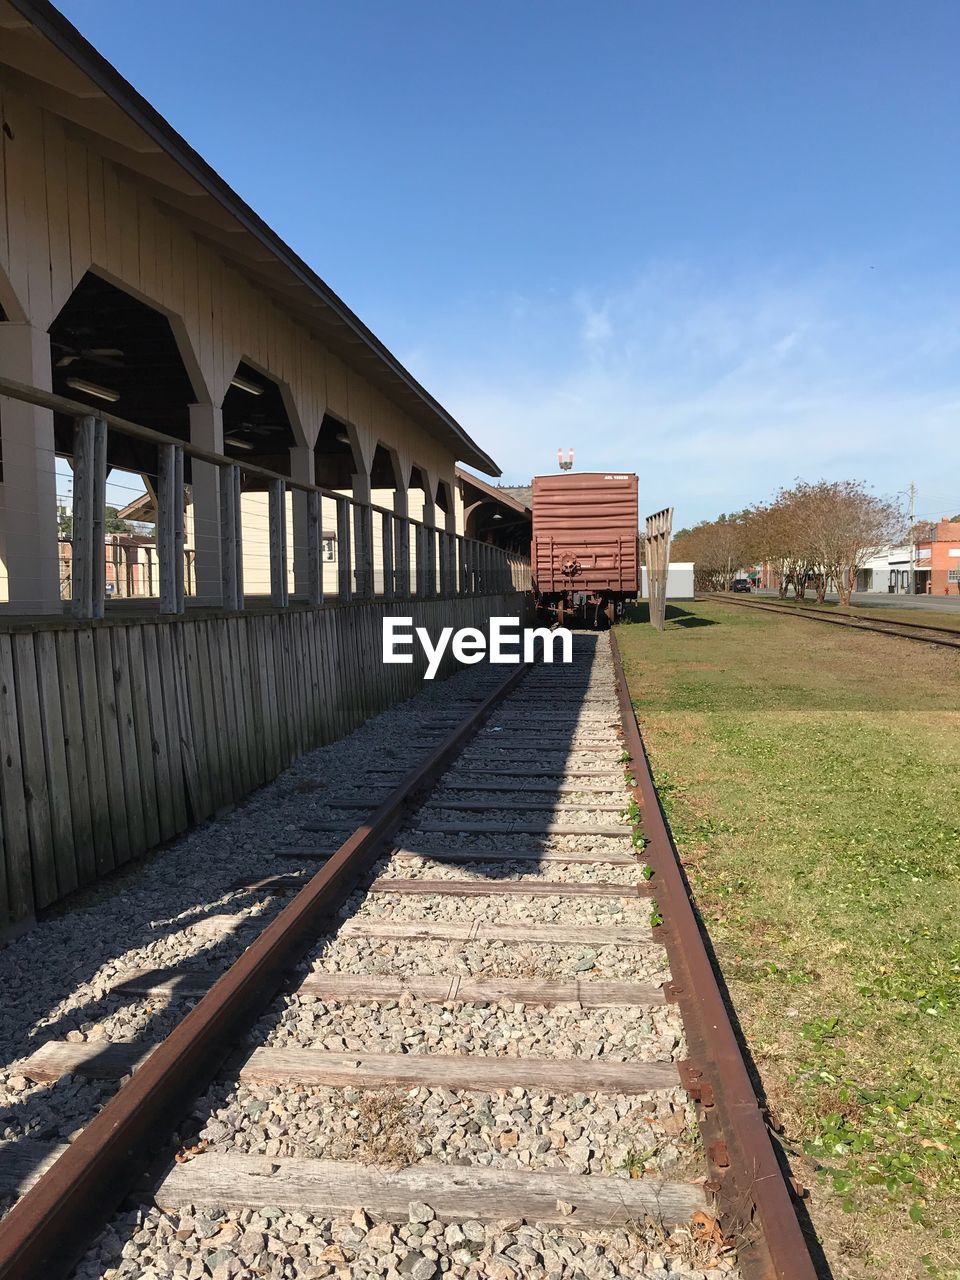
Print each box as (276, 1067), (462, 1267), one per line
(672, 480), (906, 605)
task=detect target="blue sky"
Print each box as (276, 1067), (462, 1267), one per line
(58, 0), (960, 527)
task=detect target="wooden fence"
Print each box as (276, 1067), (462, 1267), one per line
(0, 591), (523, 934)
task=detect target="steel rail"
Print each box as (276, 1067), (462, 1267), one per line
(609, 630), (818, 1280)
(703, 593), (960, 650)
(0, 661), (530, 1280)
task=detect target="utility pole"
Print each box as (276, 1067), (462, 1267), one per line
(907, 481), (916, 596)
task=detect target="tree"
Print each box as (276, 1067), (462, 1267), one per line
(57, 504), (131, 540)
(797, 480), (904, 606)
(104, 506), (130, 534)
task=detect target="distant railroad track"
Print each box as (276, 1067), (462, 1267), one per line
(702, 593), (960, 651)
(0, 634), (816, 1280)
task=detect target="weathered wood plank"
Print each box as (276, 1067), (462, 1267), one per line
(0, 1141), (66, 1199)
(34, 631), (77, 896)
(0, 634), (33, 923)
(13, 633), (58, 905)
(113, 969), (666, 1008)
(20, 1040), (154, 1084)
(324, 798), (627, 814)
(272, 846), (637, 867)
(124, 626), (161, 851)
(155, 625), (189, 832)
(156, 1153), (703, 1226)
(367, 878), (647, 899)
(18, 1041), (675, 1095)
(335, 920), (652, 945)
(404, 822), (632, 838)
(268, 477), (289, 608)
(240, 1048), (676, 1093)
(157, 442), (185, 615)
(110, 624), (147, 858)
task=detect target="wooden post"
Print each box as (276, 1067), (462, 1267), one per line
(219, 463), (244, 612)
(425, 527), (438, 597)
(71, 415), (106, 620)
(457, 536), (468, 595)
(645, 507), (674, 632)
(356, 501), (374, 598)
(268, 478), (288, 608)
(158, 443), (185, 615)
(381, 512), (395, 599)
(395, 516), (410, 597)
(438, 531), (450, 598)
(306, 490), (323, 606)
(414, 522), (427, 597)
(337, 496), (352, 601)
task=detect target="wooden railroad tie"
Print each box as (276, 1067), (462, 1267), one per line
(272, 846), (638, 866)
(229, 873), (649, 899)
(19, 1043), (678, 1094)
(110, 970), (669, 1007)
(303, 820), (633, 838)
(329, 919), (653, 945)
(0, 1143), (704, 1229)
(321, 798), (629, 814)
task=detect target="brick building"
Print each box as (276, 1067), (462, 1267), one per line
(916, 518), (960, 596)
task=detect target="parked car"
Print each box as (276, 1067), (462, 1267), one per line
(731, 579), (752, 593)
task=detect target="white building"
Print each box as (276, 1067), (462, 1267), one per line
(642, 562), (695, 601)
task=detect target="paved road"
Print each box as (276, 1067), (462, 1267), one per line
(754, 589), (960, 614)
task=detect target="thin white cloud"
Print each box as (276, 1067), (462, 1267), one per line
(417, 262), (960, 525)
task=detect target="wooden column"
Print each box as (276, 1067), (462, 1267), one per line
(395, 516), (411, 597)
(268, 478), (288, 608)
(425, 527), (438, 596)
(158, 443), (185, 615)
(71, 415), (107, 620)
(357, 502), (374, 598)
(219, 463), (244, 612)
(336, 497), (352, 601)
(414, 522), (427, 597)
(438, 530), (450, 598)
(457, 535), (468, 596)
(306, 490), (323, 606)
(381, 512), (395, 599)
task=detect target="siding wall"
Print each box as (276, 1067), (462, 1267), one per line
(0, 72), (459, 489)
(0, 592), (524, 934)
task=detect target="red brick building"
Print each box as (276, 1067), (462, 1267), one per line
(916, 519), (960, 596)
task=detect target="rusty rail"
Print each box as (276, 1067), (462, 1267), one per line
(703, 593), (960, 650)
(0, 661), (530, 1280)
(609, 630), (818, 1280)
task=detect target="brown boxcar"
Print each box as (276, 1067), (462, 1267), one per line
(531, 471), (639, 625)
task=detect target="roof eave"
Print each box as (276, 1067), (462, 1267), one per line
(8, 0), (500, 478)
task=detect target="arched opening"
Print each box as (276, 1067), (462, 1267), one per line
(220, 360), (301, 599)
(222, 360), (297, 476)
(49, 271), (198, 455)
(314, 413), (361, 489)
(435, 478), (455, 531)
(371, 442), (401, 490)
(47, 272), (201, 604)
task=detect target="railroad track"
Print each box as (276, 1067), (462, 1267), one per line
(703, 592), (960, 650)
(0, 634), (815, 1280)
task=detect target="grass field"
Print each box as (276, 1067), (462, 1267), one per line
(617, 602), (960, 1280)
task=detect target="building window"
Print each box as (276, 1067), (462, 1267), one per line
(322, 536), (337, 563)
(949, 569), (960, 584)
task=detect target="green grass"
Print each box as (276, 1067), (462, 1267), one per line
(618, 603), (960, 1279)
